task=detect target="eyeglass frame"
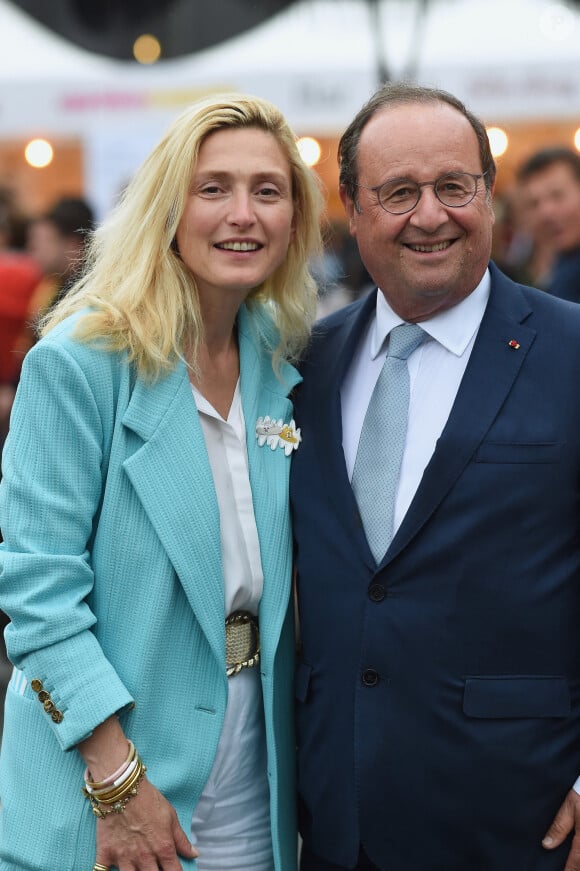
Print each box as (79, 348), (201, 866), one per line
(354, 171), (488, 215)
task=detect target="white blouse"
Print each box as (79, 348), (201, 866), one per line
(192, 381), (264, 615)
(189, 381), (273, 871)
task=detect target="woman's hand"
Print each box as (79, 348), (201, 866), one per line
(93, 775), (198, 870)
(78, 716), (198, 869)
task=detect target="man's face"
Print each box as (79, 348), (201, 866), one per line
(27, 219), (78, 278)
(521, 161), (580, 254)
(340, 102), (495, 323)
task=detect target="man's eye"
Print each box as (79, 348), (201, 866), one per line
(392, 186), (414, 198)
(384, 185), (416, 202)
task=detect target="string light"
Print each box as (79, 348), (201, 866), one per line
(486, 127), (509, 158)
(133, 34), (161, 64)
(297, 137), (321, 167)
(24, 139), (54, 168)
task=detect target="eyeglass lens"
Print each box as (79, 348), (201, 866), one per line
(378, 172), (479, 214)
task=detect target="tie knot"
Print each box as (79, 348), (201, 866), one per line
(387, 323), (424, 361)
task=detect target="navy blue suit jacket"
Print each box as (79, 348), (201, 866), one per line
(291, 263), (580, 870)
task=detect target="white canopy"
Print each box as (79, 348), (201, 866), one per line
(1, 0), (579, 217)
(1, 0), (579, 128)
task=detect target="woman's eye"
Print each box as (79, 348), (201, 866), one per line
(200, 185), (223, 195)
(257, 186), (281, 198)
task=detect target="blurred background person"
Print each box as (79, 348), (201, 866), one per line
(26, 195), (95, 319)
(517, 147), (580, 302)
(0, 256), (41, 448)
(0, 187), (29, 253)
(312, 219), (372, 318)
(489, 190), (556, 291)
(0, 187), (41, 454)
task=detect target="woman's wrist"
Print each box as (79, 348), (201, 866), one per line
(77, 715), (131, 782)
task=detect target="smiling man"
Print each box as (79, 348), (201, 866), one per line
(518, 147), (580, 303)
(291, 83), (580, 871)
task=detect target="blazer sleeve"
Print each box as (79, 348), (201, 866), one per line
(0, 334), (134, 751)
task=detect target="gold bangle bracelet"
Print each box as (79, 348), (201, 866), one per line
(85, 765), (147, 818)
(87, 756), (141, 800)
(84, 758), (144, 804)
(96, 766), (143, 804)
(84, 740), (136, 790)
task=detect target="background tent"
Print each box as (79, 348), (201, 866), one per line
(0, 0), (579, 218)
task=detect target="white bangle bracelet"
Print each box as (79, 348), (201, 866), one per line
(85, 757), (139, 795)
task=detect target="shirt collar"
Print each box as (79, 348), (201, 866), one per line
(370, 268), (491, 360)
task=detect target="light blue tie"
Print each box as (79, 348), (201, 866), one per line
(352, 323), (425, 563)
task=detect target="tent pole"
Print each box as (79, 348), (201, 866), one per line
(366, 0), (390, 84)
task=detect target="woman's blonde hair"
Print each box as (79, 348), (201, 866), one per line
(42, 93), (324, 379)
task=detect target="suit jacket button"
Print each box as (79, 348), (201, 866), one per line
(51, 710), (64, 724)
(38, 690), (50, 702)
(31, 679), (43, 693)
(362, 668), (379, 687)
(368, 583), (386, 602)
(43, 699), (55, 713)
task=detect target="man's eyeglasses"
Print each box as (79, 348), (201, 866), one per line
(356, 171), (487, 215)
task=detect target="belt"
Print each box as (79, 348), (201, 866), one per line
(225, 610), (260, 677)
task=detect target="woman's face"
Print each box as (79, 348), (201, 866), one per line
(176, 126), (295, 310)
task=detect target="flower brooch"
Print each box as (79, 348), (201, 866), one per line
(255, 416), (301, 455)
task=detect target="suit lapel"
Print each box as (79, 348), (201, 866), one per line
(121, 360), (224, 665)
(385, 266), (536, 564)
(308, 293), (379, 567)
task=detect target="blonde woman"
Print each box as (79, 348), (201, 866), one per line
(0, 93), (322, 871)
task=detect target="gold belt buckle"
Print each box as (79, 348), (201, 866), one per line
(225, 610), (260, 677)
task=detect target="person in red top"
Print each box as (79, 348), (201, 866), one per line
(0, 255), (42, 379)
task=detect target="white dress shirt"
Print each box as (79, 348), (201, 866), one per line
(341, 270), (490, 535)
(189, 382), (273, 871)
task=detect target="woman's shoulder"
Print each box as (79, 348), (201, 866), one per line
(27, 309), (130, 389)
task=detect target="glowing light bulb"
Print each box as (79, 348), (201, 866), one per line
(297, 137), (321, 167)
(25, 139), (54, 168)
(486, 127), (509, 158)
(133, 34), (161, 64)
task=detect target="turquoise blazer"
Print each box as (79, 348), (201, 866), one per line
(0, 305), (300, 870)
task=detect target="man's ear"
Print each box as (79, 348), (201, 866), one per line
(339, 184), (358, 236)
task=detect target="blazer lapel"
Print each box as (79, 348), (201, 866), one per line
(237, 307), (302, 657)
(386, 266), (537, 564)
(121, 361), (224, 665)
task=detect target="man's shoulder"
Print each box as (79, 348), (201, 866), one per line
(490, 262), (580, 324)
(296, 295), (372, 380)
(311, 293), (373, 345)
(519, 278), (580, 323)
